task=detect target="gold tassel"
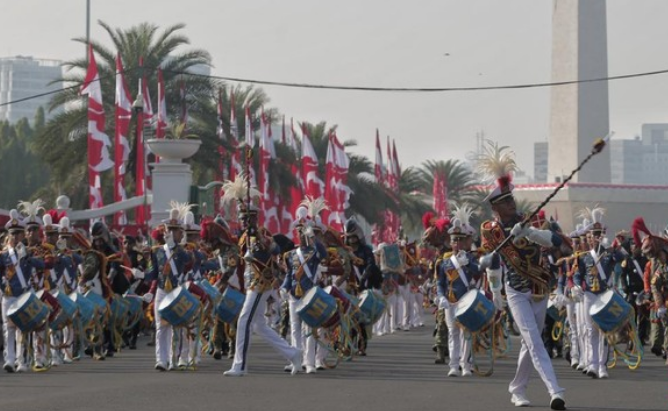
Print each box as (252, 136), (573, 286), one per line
(165, 278), (173, 293)
(295, 284), (303, 298)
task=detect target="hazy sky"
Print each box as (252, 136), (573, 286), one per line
(2, 0), (668, 175)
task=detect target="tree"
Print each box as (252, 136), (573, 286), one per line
(34, 21), (215, 209)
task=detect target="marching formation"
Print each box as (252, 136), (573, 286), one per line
(2, 143), (668, 411)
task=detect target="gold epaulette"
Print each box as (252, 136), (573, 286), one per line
(41, 242), (55, 251)
(442, 251), (454, 259)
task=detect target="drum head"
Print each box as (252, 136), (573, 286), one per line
(589, 290), (614, 315)
(454, 290), (478, 317)
(7, 292), (33, 315)
(158, 286), (184, 311)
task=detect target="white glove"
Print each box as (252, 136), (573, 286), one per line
(492, 290), (506, 311)
(131, 268), (145, 280)
(554, 294), (567, 310)
(165, 232), (176, 249)
(511, 223), (554, 247)
(16, 242), (27, 260)
(438, 296), (450, 310)
(486, 267), (503, 293)
(570, 285), (584, 302)
(142, 292), (154, 303)
(56, 238), (67, 251)
(455, 251), (469, 267)
(657, 307), (667, 318)
(510, 222), (530, 239)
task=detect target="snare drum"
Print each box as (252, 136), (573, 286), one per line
(589, 289), (632, 333)
(324, 285), (351, 313)
(69, 292), (95, 325)
(36, 289), (62, 325)
(454, 290), (495, 333)
(84, 291), (109, 320)
(110, 295), (130, 328)
(197, 279), (221, 303)
(49, 290), (77, 330)
(358, 290), (386, 324)
(215, 287), (245, 323)
(7, 292), (50, 332)
(158, 286), (201, 327)
(296, 287), (338, 328)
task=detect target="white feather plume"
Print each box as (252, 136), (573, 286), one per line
(475, 141), (518, 182)
(300, 196), (329, 220)
(18, 199), (45, 221)
(591, 207), (606, 224)
(221, 173), (261, 206)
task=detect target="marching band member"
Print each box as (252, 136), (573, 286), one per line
(144, 204), (192, 371)
(221, 175), (301, 377)
(436, 204), (481, 377)
(281, 201), (328, 374)
(54, 217), (82, 363)
(1, 210), (45, 373)
(555, 228), (584, 369)
(421, 212), (451, 362)
(572, 207), (621, 379)
(478, 143), (565, 410)
(632, 217), (668, 364)
(618, 232), (650, 346)
(344, 218), (380, 356)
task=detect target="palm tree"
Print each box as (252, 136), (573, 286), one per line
(419, 159), (480, 205)
(397, 166), (432, 239)
(34, 21), (214, 209)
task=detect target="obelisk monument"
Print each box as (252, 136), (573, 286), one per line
(548, 0), (610, 183)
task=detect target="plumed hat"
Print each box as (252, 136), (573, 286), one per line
(476, 141), (519, 204)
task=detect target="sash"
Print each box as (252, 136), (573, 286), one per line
(590, 249), (609, 284)
(50, 269), (58, 285)
(296, 247), (315, 281)
(449, 254), (469, 288)
(8, 247), (28, 291)
(163, 244), (180, 280)
(63, 265), (73, 286)
(632, 259), (645, 282)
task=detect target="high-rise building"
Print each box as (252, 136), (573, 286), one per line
(548, 0), (610, 183)
(0, 56), (63, 124)
(609, 124), (668, 185)
(534, 142), (548, 183)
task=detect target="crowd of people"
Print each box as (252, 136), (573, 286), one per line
(2, 155), (668, 411)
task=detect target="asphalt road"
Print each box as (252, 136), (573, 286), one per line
(1, 314), (666, 411)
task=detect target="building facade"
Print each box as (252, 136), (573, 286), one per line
(0, 56), (63, 124)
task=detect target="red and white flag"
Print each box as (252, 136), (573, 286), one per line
(324, 132), (351, 231)
(229, 91), (241, 181)
(80, 44), (113, 212)
(259, 111), (280, 233)
(301, 124), (324, 199)
(285, 118), (303, 237)
(113, 54), (132, 226)
(372, 130), (384, 245)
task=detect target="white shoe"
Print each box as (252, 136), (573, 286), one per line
(223, 369), (247, 377)
(290, 351), (303, 376)
(447, 367), (458, 377)
(315, 361), (326, 371)
(178, 358), (188, 368)
(51, 356), (63, 366)
(305, 365), (317, 374)
(3, 362), (15, 373)
(598, 367), (609, 379)
(16, 364), (29, 373)
(550, 393), (566, 410)
(155, 362), (167, 371)
(511, 393), (531, 407)
(586, 367), (598, 379)
(283, 364), (294, 373)
(570, 358), (579, 369)
(576, 363), (586, 371)
(461, 368), (472, 377)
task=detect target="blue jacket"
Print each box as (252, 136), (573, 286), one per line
(282, 241), (327, 298)
(146, 245), (192, 291)
(436, 251), (481, 303)
(574, 248), (621, 295)
(0, 247), (45, 297)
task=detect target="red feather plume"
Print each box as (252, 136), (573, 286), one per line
(434, 217), (450, 233)
(631, 217), (652, 246)
(422, 211), (435, 230)
(46, 209), (66, 224)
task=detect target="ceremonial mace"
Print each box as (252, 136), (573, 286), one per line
(487, 133), (613, 257)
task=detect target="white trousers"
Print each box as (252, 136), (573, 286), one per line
(506, 287), (564, 397)
(444, 305), (471, 371)
(576, 299), (588, 368)
(231, 289), (300, 372)
(565, 299), (579, 362)
(412, 290), (424, 327)
(154, 288), (173, 366)
(583, 292), (608, 372)
(288, 296), (317, 367)
(2, 295), (25, 367)
(398, 285), (412, 328)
